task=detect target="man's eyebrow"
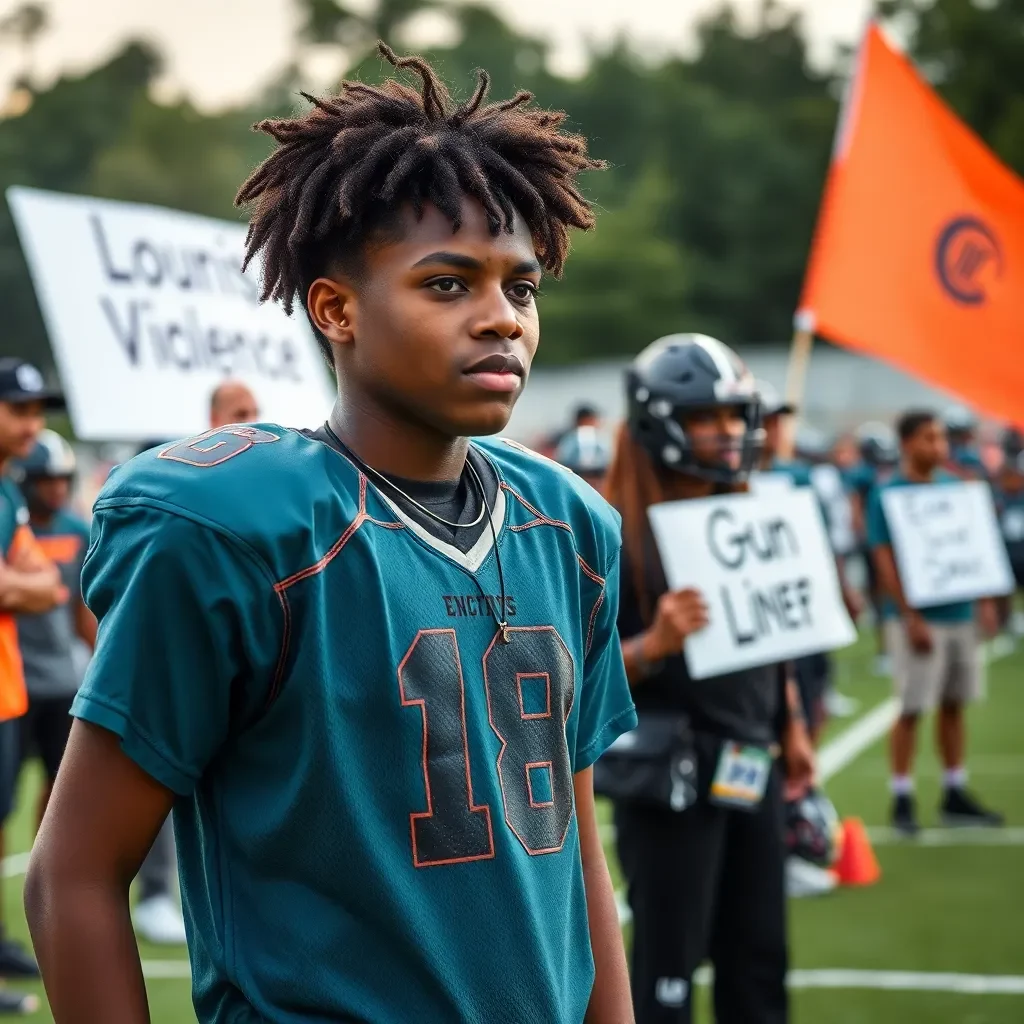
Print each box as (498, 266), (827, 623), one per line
(409, 252), (543, 276)
(511, 259), (543, 276)
(411, 252), (482, 271)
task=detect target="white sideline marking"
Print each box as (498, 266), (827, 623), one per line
(134, 962), (1024, 992)
(141, 960), (191, 979)
(868, 826), (1024, 847)
(818, 698), (899, 782)
(691, 967), (1024, 995)
(2, 851), (30, 878)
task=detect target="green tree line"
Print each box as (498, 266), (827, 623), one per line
(1, 0), (1022, 368)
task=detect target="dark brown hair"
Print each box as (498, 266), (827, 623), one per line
(236, 43), (604, 362)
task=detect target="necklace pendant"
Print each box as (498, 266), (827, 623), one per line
(499, 622), (511, 645)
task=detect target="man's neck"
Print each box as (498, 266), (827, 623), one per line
(329, 398), (468, 482)
(30, 510), (54, 529)
(902, 459), (936, 484)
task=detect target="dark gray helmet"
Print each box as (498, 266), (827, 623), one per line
(626, 333), (764, 483)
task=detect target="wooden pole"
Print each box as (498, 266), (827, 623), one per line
(779, 310), (816, 459)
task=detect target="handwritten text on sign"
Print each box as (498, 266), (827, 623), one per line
(881, 481), (1013, 608)
(648, 490), (856, 679)
(7, 186), (333, 441)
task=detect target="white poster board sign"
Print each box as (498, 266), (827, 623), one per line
(648, 489), (856, 679)
(881, 481), (1013, 607)
(7, 186), (334, 441)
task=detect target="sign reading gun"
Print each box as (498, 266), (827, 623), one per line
(648, 490), (856, 680)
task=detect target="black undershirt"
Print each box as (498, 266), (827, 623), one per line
(308, 423), (498, 554)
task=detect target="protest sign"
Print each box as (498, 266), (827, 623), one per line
(648, 489), (856, 679)
(881, 481), (1013, 607)
(7, 186), (334, 441)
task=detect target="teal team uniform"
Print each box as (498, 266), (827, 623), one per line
(866, 470), (975, 624)
(73, 425), (637, 1024)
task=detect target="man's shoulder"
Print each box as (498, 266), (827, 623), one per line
(96, 425), (362, 571)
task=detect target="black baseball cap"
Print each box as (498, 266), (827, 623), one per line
(0, 358), (64, 410)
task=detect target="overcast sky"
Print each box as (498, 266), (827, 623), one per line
(0, 0), (873, 111)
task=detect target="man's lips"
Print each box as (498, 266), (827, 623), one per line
(462, 352), (526, 393)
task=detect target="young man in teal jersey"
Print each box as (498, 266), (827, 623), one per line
(868, 410), (1002, 836)
(25, 45), (637, 1024)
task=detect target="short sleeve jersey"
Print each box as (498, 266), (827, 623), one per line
(73, 426), (636, 1024)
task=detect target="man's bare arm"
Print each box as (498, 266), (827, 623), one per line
(576, 767), (633, 1023)
(26, 720), (175, 1024)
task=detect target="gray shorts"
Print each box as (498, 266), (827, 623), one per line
(884, 619), (981, 714)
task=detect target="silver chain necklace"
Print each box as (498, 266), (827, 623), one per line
(326, 421), (510, 644)
(326, 421), (487, 529)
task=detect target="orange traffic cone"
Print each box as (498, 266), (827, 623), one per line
(833, 817), (881, 887)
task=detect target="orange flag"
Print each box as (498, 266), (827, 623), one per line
(799, 25), (1024, 426)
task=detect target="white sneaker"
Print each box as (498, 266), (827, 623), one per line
(786, 857), (837, 899)
(825, 690), (860, 718)
(133, 895), (187, 945)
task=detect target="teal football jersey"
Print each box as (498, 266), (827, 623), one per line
(73, 424), (636, 1024)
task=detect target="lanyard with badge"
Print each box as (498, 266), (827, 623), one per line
(708, 741), (775, 811)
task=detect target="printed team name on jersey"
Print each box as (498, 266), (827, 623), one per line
(442, 594), (518, 619)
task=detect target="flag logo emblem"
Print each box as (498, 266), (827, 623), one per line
(934, 216), (1003, 306)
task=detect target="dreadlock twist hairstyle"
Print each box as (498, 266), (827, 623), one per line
(236, 43), (605, 359)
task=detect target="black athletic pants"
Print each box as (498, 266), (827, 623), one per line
(614, 768), (788, 1024)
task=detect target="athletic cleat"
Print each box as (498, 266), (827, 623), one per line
(133, 894), (187, 945)
(0, 989), (39, 1015)
(890, 794), (920, 837)
(825, 690), (860, 718)
(0, 941), (38, 979)
(940, 788), (1005, 828)
(785, 856), (838, 899)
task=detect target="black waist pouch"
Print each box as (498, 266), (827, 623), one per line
(593, 712), (698, 812)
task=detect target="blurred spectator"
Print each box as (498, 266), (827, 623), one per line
(851, 421), (900, 675)
(0, 358), (66, 1009)
(210, 380), (260, 429)
(539, 402), (604, 457)
(14, 431), (94, 828)
(868, 410), (1003, 836)
(993, 428), (1024, 635)
(554, 425), (612, 491)
(117, 439), (188, 947)
(943, 404), (988, 481)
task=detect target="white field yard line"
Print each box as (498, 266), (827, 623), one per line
(136, 963), (1024, 992)
(693, 968), (1024, 994)
(867, 826), (1024, 846)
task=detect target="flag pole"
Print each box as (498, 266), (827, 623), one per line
(779, 309), (816, 459)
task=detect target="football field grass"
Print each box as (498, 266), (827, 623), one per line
(2, 631), (1022, 1022)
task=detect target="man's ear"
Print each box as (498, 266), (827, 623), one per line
(307, 277), (356, 347)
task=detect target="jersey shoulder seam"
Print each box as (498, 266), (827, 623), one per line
(93, 494), (279, 589)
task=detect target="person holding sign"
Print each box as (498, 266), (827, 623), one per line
(868, 410), (1003, 836)
(602, 334), (814, 1024)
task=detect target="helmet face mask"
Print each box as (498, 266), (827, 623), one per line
(627, 334), (765, 484)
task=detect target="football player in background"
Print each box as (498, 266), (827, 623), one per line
(15, 430), (94, 829)
(555, 423), (612, 492)
(943, 405), (988, 482)
(0, 358), (66, 1014)
(27, 45), (636, 1024)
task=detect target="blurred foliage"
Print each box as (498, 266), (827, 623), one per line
(1, 0), (1023, 367)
